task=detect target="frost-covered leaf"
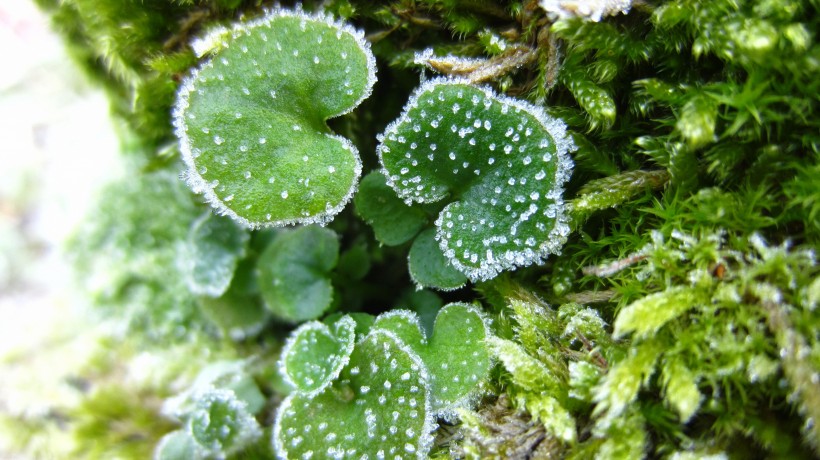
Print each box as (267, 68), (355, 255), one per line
(614, 286), (702, 339)
(196, 260), (269, 341)
(279, 315), (356, 395)
(355, 171), (426, 246)
(372, 303), (492, 417)
(163, 361), (266, 421)
(174, 8), (376, 228)
(257, 226), (339, 323)
(408, 228), (468, 291)
(184, 213), (249, 297)
(540, 0), (632, 22)
(189, 388), (263, 458)
(154, 430), (197, 460)
(378, 79), (574, 281)
(273, 330), (435, 460)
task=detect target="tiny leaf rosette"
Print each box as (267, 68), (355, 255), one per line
(273, 329), (435, 460)
(377, 78), (575, 281)
(174, 8), (377, 228)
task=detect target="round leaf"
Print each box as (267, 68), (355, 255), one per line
(257, 226), (340, 323)
(378, 79), (575, 281)
(279, 316), (356, 395)
(174, 9), (377, 228)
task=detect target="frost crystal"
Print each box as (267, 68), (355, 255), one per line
(539, 0), (631, 22)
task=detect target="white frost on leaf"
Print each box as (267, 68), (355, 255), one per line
(539, 0), (632, 22)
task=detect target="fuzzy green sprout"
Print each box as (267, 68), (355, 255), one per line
(174, 8), (376, 228)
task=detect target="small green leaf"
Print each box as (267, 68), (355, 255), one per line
(355, 171), (427, 246)
(189, 388), (262, 458)
(279, 315), (356, 395)
(184, 213), (249, 297)
(174, 8), (377, 228)
(273, 329), (435, 459)
(197, 260), (269, 341)
(372, 303), (493, 417)
(154, 430), (197, 460)
(378, 79), (574, 281)
(163, 361), (266, 419)
(257, 226), (339, 323)
(408, 228), (468, 291)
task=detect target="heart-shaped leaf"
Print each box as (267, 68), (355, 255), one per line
(174, 8), (376, 228)
(184, 213), (249, 297)
(377, 78), (575, 281)
(257, 225), (339, 323)
(189, 387), (263, 458)
(279, 315), (356, 395)
(196, 259), (269, 341)
(372, 303), (492, 418)
(273, 329), (435, 460)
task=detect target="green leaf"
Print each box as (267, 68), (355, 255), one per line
(273, 329), (435, 459)
(154, 430), (197, 460)
(257, 226), (339, 323)
(174, 8), (377, 228)
(372, 303), (493, 418)
(196, 260), (269, 341)
(279, 315), (356, 395)
(408, 228), (468, 291)
(355, 171), (427, 246)
(184, 213), (249, 297)
(188, 388), (262, 457)
(378, 79), (575, 281)
(163, 361), (266, 419)
(613, 286), (703, 339)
